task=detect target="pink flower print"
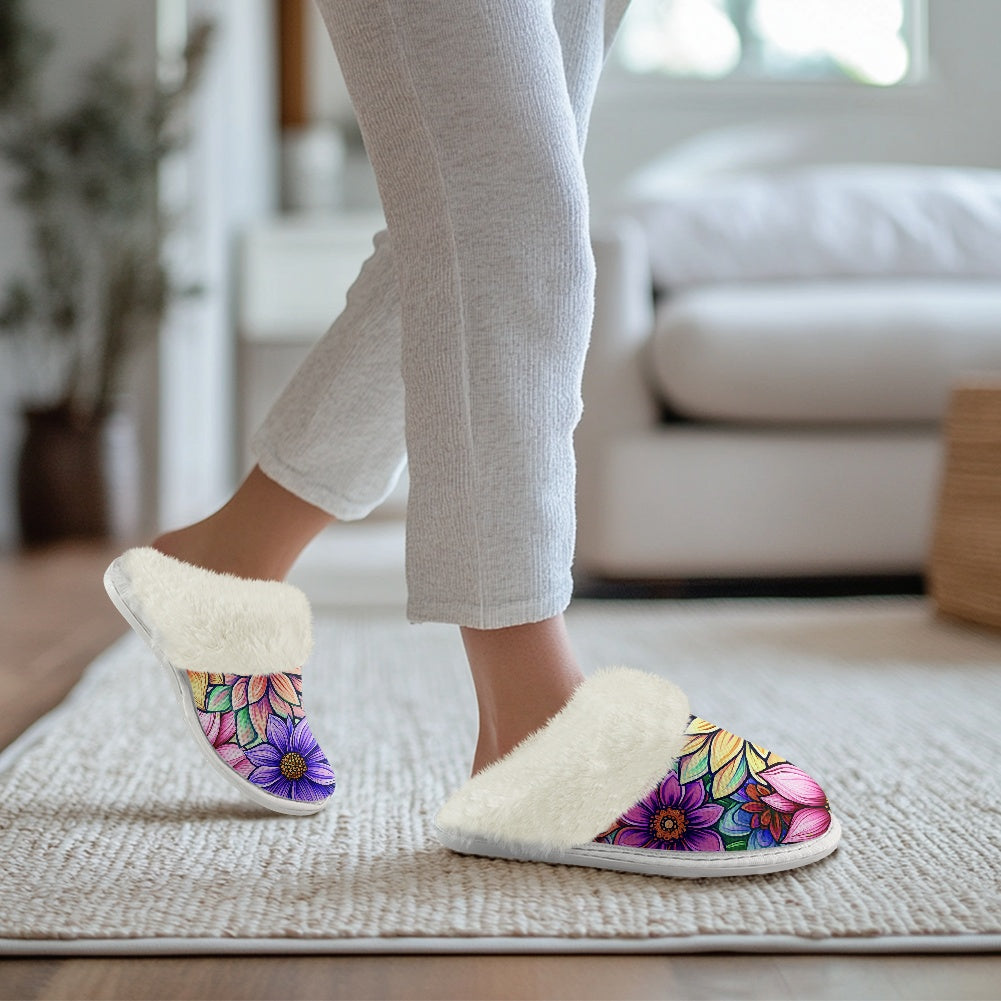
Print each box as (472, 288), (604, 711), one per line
(196, 709), (254, 778)
(758, 762), (832, 843)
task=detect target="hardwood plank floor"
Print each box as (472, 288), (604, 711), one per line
(0, 540), (128, 752)
(2, 954), (1001, 1001)
(1, 541), (998, 1001)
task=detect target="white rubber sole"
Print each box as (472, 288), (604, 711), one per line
(103, 557), (329, 817)
(436, 815), (842, 878)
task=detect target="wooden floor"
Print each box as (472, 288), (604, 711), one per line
(0, 541), (129, 756)
(1, 541), (998, 1001)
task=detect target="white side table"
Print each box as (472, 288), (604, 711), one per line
(240, 211), (385, 345)
(236, 211), (408, 517)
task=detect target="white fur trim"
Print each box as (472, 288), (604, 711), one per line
(110, 547), (313, 675)
(435, 667), (690, 851)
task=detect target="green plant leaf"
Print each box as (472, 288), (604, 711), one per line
(0, 1), (215, 415)
(0, 278), (34, 330)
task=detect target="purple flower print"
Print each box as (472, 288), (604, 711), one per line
(197, 709), (253, 778)
(245, 714), (336, 803)
(605, 773), (725, 851)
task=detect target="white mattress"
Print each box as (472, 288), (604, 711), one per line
(649, 280), (1001, 423)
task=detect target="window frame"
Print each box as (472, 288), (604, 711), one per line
(603, 0), (930, 102)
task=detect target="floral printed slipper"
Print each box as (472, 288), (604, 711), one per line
(103, 547), (335, 816)
(435, 668), (840, 877)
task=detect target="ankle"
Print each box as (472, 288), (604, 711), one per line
(471, 684), (579, 774)
(462, 615), (584, 775)
(150, 465), (334, 582)
(152, 518), (291, 582)
(471, 719), (500, 775)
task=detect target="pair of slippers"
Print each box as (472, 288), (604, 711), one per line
(104, 547), (841, 878)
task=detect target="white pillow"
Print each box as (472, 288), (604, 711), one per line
(620, 164), (1001, 288)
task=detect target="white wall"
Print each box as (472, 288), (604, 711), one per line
(0, 0), (159, 552)
(0, 0), (277, 551)
(294, 0), (1001, 215)
(585, 0), (1001, 218)
(157, 0), (278, 532)
(2, 0), (999, 549)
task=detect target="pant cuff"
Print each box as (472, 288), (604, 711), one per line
(406, 591), (572, 629)
(251, 436), (393, 523)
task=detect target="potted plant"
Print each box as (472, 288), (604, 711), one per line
(0, 0), (212, 545)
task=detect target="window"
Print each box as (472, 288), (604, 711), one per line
(613, 0), (925, 87)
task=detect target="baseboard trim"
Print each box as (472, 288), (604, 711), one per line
(572, 574), (926, 601)
(1, 933), (998, 957)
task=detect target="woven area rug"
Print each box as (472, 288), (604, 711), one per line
(2, 596), (1000, 955)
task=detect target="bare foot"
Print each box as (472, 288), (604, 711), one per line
(150, 465), (334, 582)
(151, 521), (281, 581)
(462, 615), (584, 774)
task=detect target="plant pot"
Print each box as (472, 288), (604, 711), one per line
(17, 404), (112, 545)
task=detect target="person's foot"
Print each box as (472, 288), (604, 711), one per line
(461, 616), (584, 774)
(104, 546), (336, 815)
(108, 467), (338, 814)
(152, 519), (285, 582)
(435, 667), (841, 878)
(151, 464), (335, 582)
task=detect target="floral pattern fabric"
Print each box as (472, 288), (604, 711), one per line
(186, 669), (335, 805)
(596, 715), (831, 852)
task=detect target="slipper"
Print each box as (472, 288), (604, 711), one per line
(434, 668), (840, 877)
(103, 547), (335, 816)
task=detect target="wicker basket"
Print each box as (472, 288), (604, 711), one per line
(929, 383), (1001, 628)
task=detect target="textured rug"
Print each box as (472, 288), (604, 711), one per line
(2, 597), (1000, 955)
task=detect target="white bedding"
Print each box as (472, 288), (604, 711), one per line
(621, 164), (1001, 288)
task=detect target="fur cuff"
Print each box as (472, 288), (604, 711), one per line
(436, 667), (690, 851)
(112, 547), (313, 676)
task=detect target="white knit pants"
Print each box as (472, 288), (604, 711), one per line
(251, 1), (629, 628)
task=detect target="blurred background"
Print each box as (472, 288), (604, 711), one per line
(1, 0), (999, 562)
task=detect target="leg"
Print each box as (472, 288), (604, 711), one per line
(315, 0), (598, 626)
(459, 0), (630, 769)
(154, 465), (333, 581)
(462, 616), (582, 773)
(160, 0), (628, 578)
(312, 0), (619, 765)
(158, 0), (630, 773)
(155, 227), (407, 581)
